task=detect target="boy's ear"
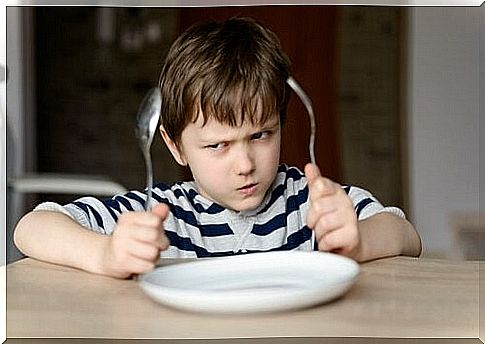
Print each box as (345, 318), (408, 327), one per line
(159, 125), (187, 166)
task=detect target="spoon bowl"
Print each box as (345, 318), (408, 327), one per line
(135, 87), (162, 211)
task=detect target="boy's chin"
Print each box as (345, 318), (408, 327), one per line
(228, 196), (265, 213)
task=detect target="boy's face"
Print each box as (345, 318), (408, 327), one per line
(162, 111), (281, 212)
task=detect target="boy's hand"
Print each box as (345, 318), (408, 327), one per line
(305, 163), (361, 259)
(100, 204), (170, 279)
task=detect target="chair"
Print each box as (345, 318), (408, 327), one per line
(7, 173), (126, 263)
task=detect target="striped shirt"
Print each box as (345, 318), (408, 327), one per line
(34, 164), (405, 258)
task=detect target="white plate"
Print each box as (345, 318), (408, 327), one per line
(139, 251), (359, 314)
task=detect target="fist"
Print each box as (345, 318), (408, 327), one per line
(101, 203), (171, 278)
(305, 163), (360, 258)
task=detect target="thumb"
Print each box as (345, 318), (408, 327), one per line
(304, 163), (322, 185)
(151, 203), (171, 251)
(151, 203), (170, 221)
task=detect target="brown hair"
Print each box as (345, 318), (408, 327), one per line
(159, 16), (291, 145)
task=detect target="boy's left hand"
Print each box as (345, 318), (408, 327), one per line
(305, 163), (360, 259)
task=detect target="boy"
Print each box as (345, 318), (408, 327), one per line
(14, 17), (422, 279)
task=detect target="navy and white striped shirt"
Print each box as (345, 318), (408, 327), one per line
(34, 164), (404, 258)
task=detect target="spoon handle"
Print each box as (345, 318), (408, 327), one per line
(143, 150), (153, 211)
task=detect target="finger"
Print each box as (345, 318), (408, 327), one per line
(308, 177), (338, 202)
(312, 206), (355, 243)
(118, 211), (163, 228)
(317, 229), (346, 252)
(315, 211), (346, 232)
(159, 233), (170, 250)
(304, 163), (321, 185)
(151, 204), (171, 250)
(127, 240), (161, 262)
(317, 226), (359, 254)
(129, 225), (162, 245)
(126, 257), (157, 275)
(306, 197), (339, 229)
(151, 203), (170, 221)
(121, 223), (169, 251)
(313, 213), (345, 241)
(305, 164), (338, 200)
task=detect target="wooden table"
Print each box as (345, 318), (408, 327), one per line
(6, 256), (480, 341)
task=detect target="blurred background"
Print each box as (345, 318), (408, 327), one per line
(4, 6), (481, 263)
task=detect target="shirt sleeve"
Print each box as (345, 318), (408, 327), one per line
(33, 189), (150, 235)
(346, 186), (406, 220)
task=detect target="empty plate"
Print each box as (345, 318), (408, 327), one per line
(139, 251), (359, 314)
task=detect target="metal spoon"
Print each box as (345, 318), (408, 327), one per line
(135, 87), (162, 211)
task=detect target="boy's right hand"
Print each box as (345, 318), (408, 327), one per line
(99, 204), (170, 279)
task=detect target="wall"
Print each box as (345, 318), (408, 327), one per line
(407, 8), (480, 257)
(34, 8), (181, 191)
(337, 7), (404, 208)
(481, 0), (485, 229)
(5, 8), (36, 263)
(0, 5), (5, 266)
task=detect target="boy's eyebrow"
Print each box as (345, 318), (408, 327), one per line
(260, 119), (280, 130)
(198, 119), (280, 144)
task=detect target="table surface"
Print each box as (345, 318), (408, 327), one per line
(6, 256), (479, 339)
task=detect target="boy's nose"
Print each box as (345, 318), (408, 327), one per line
(234, 147), (255, 176)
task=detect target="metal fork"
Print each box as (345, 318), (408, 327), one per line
(286, 76), (316, 165)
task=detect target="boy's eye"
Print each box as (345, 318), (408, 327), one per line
(205, 142), (226, 151)
(251, 131), (270, 140)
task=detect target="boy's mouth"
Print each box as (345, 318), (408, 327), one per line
(237, 183), (258, 196)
